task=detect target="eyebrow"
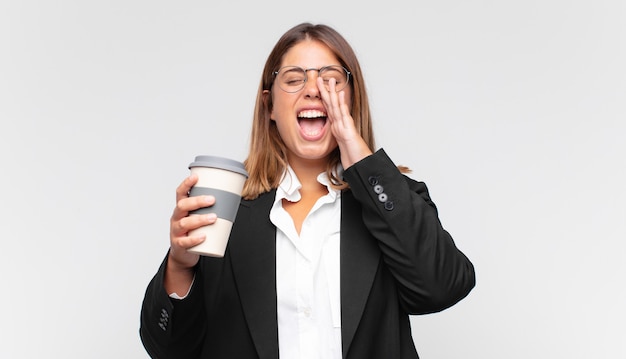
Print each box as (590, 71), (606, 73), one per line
(281, 67), (304, 73)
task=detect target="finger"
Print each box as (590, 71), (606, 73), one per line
(172, 195), (216, 221)
(318, 78), (341, 122)
(317, 77), (330, 103)
(317, 77), (335, 106)
(338, 91), (351, 120)
(184, 195), (216, 213)
(171, 232), (207, 251)
(172, 195), (215, 221)
(327, 78), (341, 117)
(172, 212), (217, 237)
(176, 174), (199, 202)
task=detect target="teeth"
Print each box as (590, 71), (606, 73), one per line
(298, 109), (327, 118)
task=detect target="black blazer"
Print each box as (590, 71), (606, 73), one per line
(140, 149), (475, 359)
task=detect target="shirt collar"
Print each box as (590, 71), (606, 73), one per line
(276, 165), (343, 203)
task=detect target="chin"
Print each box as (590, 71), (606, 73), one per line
(297, 146), (337, 161)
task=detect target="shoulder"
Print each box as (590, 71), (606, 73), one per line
(240, 189), (277, 208)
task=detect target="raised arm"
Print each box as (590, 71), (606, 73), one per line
(343, 149), (475, 313)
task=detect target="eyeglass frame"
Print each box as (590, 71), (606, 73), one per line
(272, 65), (352, 93)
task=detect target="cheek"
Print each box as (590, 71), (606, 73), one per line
(343, 89), (354, 108)
(269, 93), (293, 120)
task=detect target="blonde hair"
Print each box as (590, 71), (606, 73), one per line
(242, 23), (399, 200)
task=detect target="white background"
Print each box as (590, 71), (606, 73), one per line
(1, 0), (625, 358)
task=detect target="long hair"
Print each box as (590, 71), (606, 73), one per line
(242, 23), (376, 200)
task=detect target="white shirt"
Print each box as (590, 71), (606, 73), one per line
(270, 166), (342, 359)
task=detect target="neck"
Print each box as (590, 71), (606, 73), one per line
(282, 156), (329, 234)
(287, 156), (328, 193)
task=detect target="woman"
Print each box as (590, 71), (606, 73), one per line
(140, 22), (475, 359)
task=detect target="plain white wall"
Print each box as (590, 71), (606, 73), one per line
(1, 0), (624, 358)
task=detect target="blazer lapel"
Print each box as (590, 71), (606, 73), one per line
(229, 190), (279, 359)
(340, 190), (381, 358)
(227, 189), (380, 359)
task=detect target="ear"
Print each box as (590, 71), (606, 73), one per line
(262, 89), (274, 121)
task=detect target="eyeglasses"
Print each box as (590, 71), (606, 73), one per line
(273, 65), (351, 93)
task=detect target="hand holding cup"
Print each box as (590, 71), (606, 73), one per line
(185, 156), (248, 257)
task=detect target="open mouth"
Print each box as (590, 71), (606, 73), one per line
(297, 109), (327, 137)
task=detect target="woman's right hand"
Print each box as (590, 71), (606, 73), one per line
(165, 174), (217, 295)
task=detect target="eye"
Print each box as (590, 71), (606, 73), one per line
(284, 77), (305, 85)
(280, 68), (306, 85)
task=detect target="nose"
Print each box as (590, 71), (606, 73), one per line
(303, 70), (320, 98)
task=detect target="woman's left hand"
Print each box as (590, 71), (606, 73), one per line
(318, 77), (373, 168)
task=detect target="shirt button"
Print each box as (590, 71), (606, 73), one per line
(373, 184), (384, 194)
(368, 176), (379, 186)
(384, 201), (394, 211)
(303, 307), (311, 317)
(378, 193), (388, 202)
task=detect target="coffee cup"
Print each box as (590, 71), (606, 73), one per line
(186, 155), (248, 257)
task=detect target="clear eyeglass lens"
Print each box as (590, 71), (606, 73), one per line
(276, 66), (349, 93)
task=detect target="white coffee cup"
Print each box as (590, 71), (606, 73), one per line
(186, 155), (248, 257)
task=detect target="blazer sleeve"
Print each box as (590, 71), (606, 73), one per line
(139, 253), (207, 359)
(343, 148), (476, 314)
